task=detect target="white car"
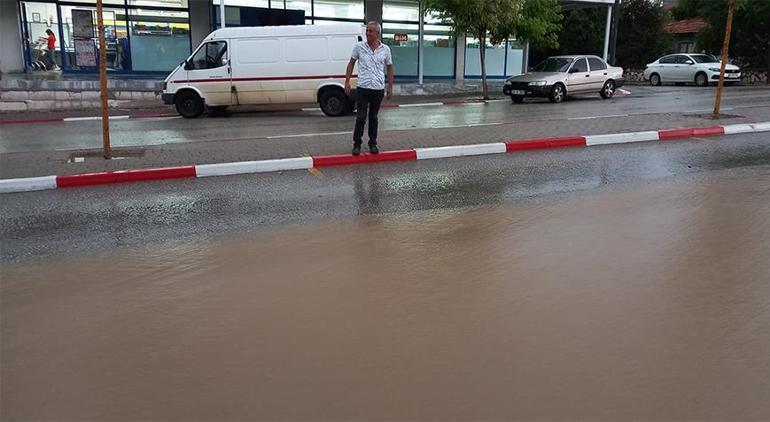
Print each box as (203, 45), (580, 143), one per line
(643, 53), (741, 87)
(503, 55), (624, 104)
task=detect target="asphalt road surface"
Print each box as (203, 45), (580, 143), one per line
(2, 95), (769, 420)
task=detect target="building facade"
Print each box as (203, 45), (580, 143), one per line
(1, 0), (615, 80)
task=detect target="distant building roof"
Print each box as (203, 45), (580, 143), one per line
(665, 18), (707, 35)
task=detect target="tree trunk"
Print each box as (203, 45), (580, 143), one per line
(479, 30), (489, 100)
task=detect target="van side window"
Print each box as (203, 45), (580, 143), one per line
(191, 41), (228, 70)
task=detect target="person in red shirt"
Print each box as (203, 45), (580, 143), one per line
(39, 29), (58, 70)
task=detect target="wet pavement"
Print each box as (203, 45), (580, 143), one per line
(2, 85), (770, 179)
(2, 131), (770, 420)
(3, 86), (770, 154)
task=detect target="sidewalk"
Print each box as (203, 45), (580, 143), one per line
(2, 104), (769, 181)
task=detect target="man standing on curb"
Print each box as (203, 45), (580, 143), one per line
(345, 22), (394, 156)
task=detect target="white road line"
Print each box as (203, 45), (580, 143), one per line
(392, 122), (502, 131)
(301, 107), (322, 112)
(63, 115), (131, 122)
(464, 122), (504, 128)
(266, 131), (351, 139)
(399, 102), (444, 108)
(568, 114), (629, 120)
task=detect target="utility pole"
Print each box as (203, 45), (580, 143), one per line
(220, 0), (226, 29)
(418, 0), (424, 86)
(713, 0), (736, 116)
(96, 0), (111, 159)
(609, 0), (620, 65)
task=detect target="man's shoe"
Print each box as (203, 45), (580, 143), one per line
(369, 145), (379, 154)
(352, 146), (361, 156)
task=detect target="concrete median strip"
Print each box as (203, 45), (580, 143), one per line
(2, 121), (769, 194)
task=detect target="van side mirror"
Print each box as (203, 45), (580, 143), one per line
(685, 60), (694, 65)
(183, 60), (191, 70)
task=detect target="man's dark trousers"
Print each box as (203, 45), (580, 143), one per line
(353, 87), (385, 147)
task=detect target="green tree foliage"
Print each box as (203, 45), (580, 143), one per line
(615, 0), (672, 68)
(673, 0), (769, 70)
(530, 6), (606, 67)
(424, 0), (561, 99)
(531, 0), (670, 70)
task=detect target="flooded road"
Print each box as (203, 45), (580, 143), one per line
(3, 167), (769, 420)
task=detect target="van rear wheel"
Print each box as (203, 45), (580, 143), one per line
(319, 89), (351, 117)
(175, 91), (204, 118)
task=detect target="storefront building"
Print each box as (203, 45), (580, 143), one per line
(0, 0), (614, 80)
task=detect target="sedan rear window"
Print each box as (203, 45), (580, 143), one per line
(532, 57), (574, 72)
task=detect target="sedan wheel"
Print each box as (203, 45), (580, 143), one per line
(650, 73), (661, 86)
(695, 72), (709, 87)
(600, 80), (615, 99)
(549, 84), (565, 103)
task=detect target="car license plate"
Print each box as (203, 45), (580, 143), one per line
(512, 90), (525, 95)
(727, 74), (739, 78)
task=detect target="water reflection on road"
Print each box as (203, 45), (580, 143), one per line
(3, 168), (770, 420)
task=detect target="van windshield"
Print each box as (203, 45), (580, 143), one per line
(532, 57), (574, 73)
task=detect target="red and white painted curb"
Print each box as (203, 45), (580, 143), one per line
(2, 121), (768, 194)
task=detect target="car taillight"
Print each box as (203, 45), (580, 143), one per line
(162, 82), (167, 91)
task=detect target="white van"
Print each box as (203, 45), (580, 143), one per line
(161, 24), (363, 118)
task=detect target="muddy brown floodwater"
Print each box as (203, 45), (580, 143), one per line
(2, 169), (770, 421)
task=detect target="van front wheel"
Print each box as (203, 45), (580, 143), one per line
(319, 89), (351, 117)
(175, 91), (204, 118)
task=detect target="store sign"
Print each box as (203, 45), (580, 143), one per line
(75, 39), (97, 67)
(72, 9), (94, 38)
(394, 34), (408, 42)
